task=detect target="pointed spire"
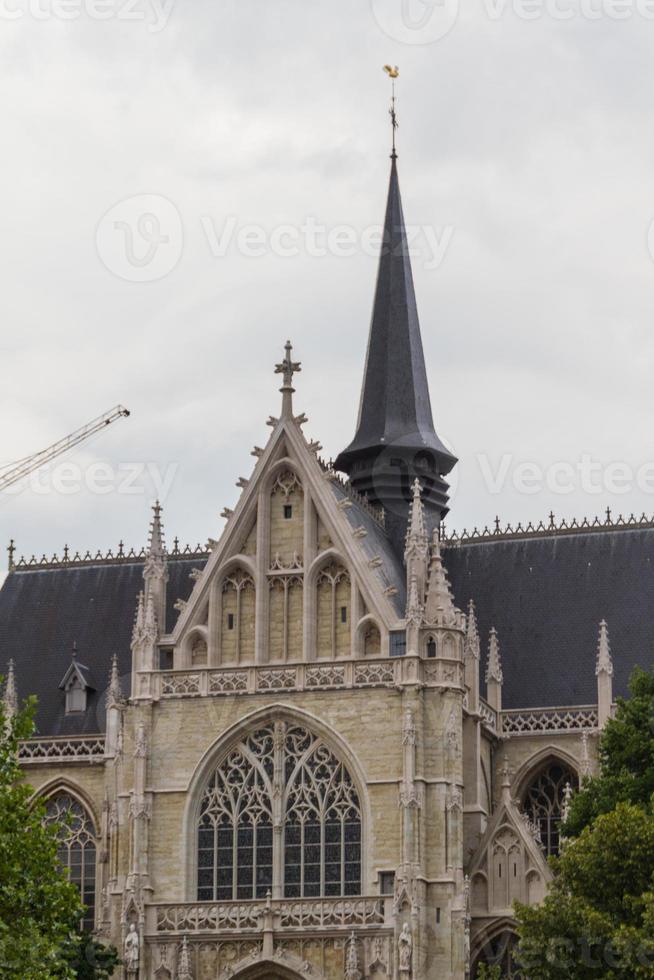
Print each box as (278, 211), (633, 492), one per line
(147, 500), (165, 560)
(404, 478), (428, 560)
(596, 620), (613, 729)
(596, 619), (613, 676)
(335, 153), (457, 553)
(144, 592), (158, 641)
(132, 591), (145, 644)
(485, 628), (503, 685)
(406, 573), (424, 627)
(424, 529), (456, 626)
(3, 659), (18, 722)
(465, 600), (480, 660)
(275, 339), (301, 419)
(105, 654), (122, 710)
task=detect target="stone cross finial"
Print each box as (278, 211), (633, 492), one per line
(275, 340), (301, 417)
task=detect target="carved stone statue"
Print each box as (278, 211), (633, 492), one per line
(398, 922), (413, 976)
(124, 922), (140, 976)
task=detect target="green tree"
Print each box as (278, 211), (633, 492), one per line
(517, 802), (654, 978)
(64, 930), (120, 980)
(0, 693), (118, 979)
(565, 667), (654, 838)
(476, 964), (502, 979)
(0, 695), (82, 978)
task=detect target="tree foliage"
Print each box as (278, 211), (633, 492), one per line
(516, 666), (654, 978)
(0, 695), (118, 979)
(517, 803), (654, 978)
(0, 696), (82, 978)
(565, 667), (654, 838)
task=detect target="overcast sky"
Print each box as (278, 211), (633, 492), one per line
(2, 0), (654, 568)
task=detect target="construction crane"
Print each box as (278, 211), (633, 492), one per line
(0, 405), (130, 493)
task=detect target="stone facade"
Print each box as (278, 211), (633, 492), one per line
(1, 156), (618, 980)
(8, 367), (611, 979)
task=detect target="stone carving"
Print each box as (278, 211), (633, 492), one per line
(502, 706), (598, 736)
(124, 922), (140, 976)
(161, 673), (202, 697)
(208, 671), (249, 695)
(18, 736), (105, 763)
(353, 663), (395, 687)
(177, 935), (193, 980)
(134, 723), (147, 758)
(344, 931), (361, 980)
(257, 668), (297, 691)
(305, 665), (346, 689)
(398, 923), (413, 976)
(155, 896), (384, 934)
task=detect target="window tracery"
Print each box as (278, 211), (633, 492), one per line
(197, 721), (362, 901)
(522, 761), (578, 857)
(473, 931), (522, 978)
(44, 792), (97, 930)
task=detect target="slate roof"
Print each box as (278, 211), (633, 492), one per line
(444, 527), (654, 709)
(3, 524), (654, 736)
(328, 481), (406, 617)
(335, 156), (455, 475)
(0, 558), (202, 736)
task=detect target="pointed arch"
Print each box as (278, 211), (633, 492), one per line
(182, 703), (371, 901)
(472, 920), (521, 979)
(355, 614), (382, 657)
(512, 744), (580, 801)
(517, 752), (579, 858)
(34, 781), (99, 931)
(31, 776), (101, 832)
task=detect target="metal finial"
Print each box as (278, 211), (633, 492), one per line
(383, 65), (399, 158)
(7, 539), (15, 571)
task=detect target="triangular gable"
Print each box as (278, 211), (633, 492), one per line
(467, 797), (551, 918)
(168, 416), (402, 649)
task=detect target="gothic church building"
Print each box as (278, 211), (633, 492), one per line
(1, 151), (649, 980)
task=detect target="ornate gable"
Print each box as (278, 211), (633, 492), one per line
(168, 345), (402, 668)
(467, 764), (551, 921)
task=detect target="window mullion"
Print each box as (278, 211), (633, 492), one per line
(272, 722), (285, 898)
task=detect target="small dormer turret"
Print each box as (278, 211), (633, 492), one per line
(58, 643), (95, 716)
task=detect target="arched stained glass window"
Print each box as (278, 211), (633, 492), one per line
(197, 721), (362, 901)
(474, 931), (523, 978)
(44, 792), (97, 930)
(522, 761), (578, 857)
